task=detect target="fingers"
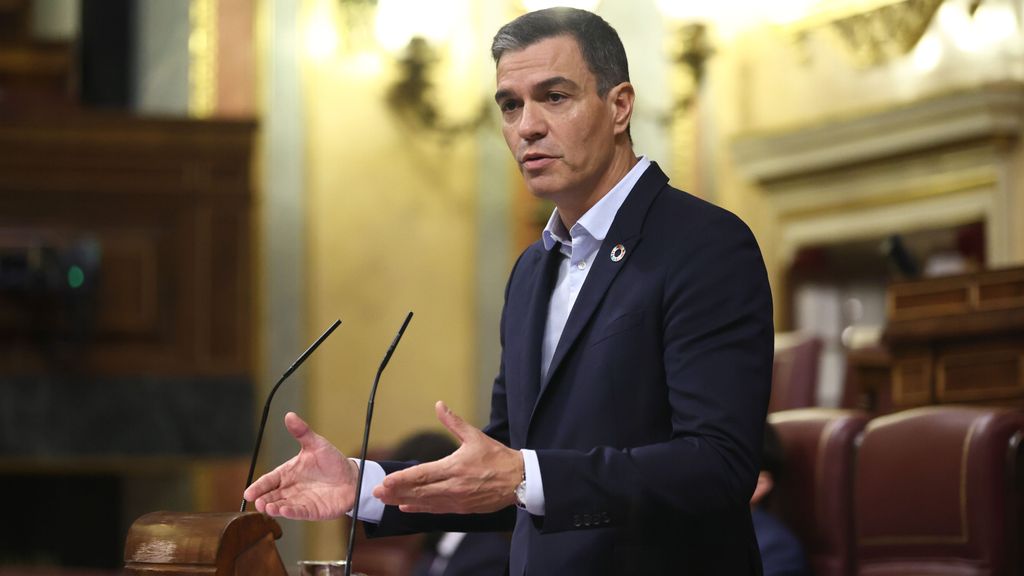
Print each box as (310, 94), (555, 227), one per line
(284, 411), (315, 446)
(378, 459), (451, 496)
(376, 477), (460, 513)
(243, 470), (281, 502)
(435, 400), (474, 444)
(373, 459), (457, 509)
(369, 402), (520, 515)
(252, 484), (329, 520)
(371, 401), (487, 506)
(252, 490), (284, 514)
(265, 500), (313, 520)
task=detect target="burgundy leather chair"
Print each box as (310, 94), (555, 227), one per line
(769, 408), (870, 576)
(854, 406), (1024, 576)
(770, 333), (823, 413)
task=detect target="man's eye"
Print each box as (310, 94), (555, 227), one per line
(500, 101), (520, 113)
(548, 93), (566, 103)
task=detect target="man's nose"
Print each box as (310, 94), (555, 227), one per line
(517, 102), (547, 141)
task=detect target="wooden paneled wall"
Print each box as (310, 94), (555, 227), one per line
(0, 114), (256, 377)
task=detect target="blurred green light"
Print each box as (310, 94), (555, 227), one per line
(68, 265), (85, 289)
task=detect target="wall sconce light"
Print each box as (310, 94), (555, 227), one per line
(670, 22), (714, 112)
(655, 2), (719, 114)
(375, 0), (488, 140)
(385, 36), (489, 140)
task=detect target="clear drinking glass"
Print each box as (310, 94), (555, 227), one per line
(296, 560), (367, 576)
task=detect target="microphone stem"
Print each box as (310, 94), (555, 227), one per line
(240, 319), (342, 512)
(240, 373), (284, 512)
(345, 380), (377, 572)
(345, 311), (413, 576)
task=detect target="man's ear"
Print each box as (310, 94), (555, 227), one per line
(608, 82), (635, 136)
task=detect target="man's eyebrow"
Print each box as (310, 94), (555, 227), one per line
(535, 76), (579, 93)
(494, 76), (582, 103)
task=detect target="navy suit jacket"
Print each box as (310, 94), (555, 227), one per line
(369, 163), (774, 575)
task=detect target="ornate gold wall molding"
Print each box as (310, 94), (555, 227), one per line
(730, 83), (1022, 272)
(828, 0), (943, 66)
(789, 0), (952, 67)
(189, 0), (218, 117)
(731, 83), (1022, 183)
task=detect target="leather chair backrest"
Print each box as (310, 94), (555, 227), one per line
(769, 408), (870, 576)
(854, 406), (1024, 576)
(771, 333), (823, 412)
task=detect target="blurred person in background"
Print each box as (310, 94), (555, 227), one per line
(752, 424), (809, 576)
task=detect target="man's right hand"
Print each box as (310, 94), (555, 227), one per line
(243, 411), (359, 520)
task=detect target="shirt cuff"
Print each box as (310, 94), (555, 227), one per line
(348, 459), (386, 523)
(521, 449), (545, 516)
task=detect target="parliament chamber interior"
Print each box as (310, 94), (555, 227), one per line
(2, 0), (1023, 574)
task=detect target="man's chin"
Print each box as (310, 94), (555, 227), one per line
(523, 176), (561, 201)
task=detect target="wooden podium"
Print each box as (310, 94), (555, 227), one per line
(124, 511), (288, 575)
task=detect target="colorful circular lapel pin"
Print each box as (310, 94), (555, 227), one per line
(610, 243), (626, 262)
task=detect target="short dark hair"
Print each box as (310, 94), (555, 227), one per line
(491, 7), (630, 97)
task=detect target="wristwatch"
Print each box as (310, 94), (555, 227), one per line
(514, 472), (527, 509)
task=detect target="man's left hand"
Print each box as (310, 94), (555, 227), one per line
(373, 400), (523, 514)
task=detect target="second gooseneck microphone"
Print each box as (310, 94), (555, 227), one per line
(241, 319), (342, 512)
(345, 311), (414, 576)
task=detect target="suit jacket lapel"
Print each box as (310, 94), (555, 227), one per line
(535, 163), (670, 401)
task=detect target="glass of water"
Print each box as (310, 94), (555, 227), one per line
(297, 560), (367, 576)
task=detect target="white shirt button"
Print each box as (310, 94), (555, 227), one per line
(576, 261), (586, 270)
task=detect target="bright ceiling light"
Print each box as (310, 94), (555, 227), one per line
(375, 0), (458, 53)
(973, 2), (1018, 46)
(304, 0), (340, 60)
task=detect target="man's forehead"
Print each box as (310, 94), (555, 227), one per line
(494, 36), (590, 89)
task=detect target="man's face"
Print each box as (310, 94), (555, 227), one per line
(494, 35), (622, 206)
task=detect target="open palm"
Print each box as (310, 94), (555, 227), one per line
(243, 412), (359, 520)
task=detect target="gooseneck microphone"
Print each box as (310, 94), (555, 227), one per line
(240, 319), (342, 512)
(345, 311), (414, 576)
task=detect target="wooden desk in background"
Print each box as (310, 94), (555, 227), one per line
(846, 266), (1024, 414)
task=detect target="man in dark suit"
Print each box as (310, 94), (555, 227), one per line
(245, 7), (773, 575)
